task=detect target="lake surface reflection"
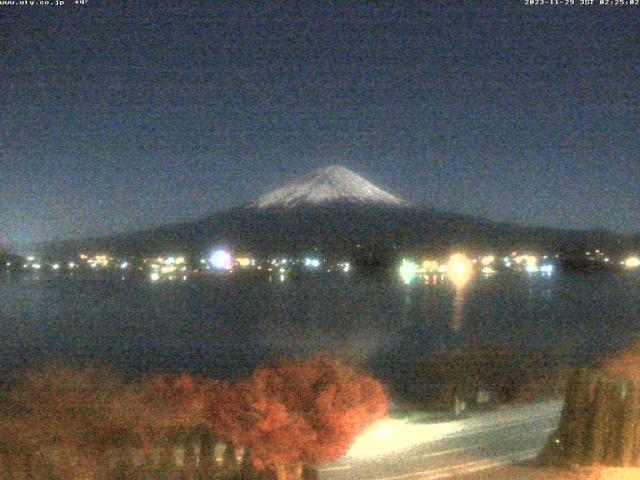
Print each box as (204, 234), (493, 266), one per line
(0, 271), (639, 382)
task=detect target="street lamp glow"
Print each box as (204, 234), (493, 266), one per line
(209, 250), (233, 270)
(447, 253), (473, 289)
(624, 256), (640, 269)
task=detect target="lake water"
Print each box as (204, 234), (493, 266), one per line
(1, 271), (639, 387)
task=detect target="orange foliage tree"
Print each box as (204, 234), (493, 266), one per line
(3, 367), (130, 480)
(209, 358), (389, 480)
(119, 373), (215, 437)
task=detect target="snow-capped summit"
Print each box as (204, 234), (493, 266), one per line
(254, 165), (407, 209)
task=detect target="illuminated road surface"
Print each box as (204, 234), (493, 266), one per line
(319, 400), (562, 480)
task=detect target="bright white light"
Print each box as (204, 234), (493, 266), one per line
(51, 263), (60, 270)
(525, 264), (540, 273)
(32, 264), (41, 270)
(399, 259), (418, 285)
(209, 250), (233, 270)
(540, 264), (554, 274)
(120, 262), (129, 269)
(27, 256), (35, 262)
(304, 257), (321, 268)
(68, 262), (76, 269)
(150, 272), (160, 282)
(342, 262), (350, 273)
(481, 267), (496, 275)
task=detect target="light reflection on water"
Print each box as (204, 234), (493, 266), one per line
(0, 271), (638, 379)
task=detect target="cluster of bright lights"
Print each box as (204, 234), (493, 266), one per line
(235, 257), (253, 268)
(148, 256), (188, 281)
(421, 260), (439, 273)
(304, 257), (321, 268)
(270, 258), (289, 266)
(87, 255), (110, 268)
(396, 250), (563, 286)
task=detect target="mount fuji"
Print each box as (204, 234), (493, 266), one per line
(36, 166), (634, 261)
(253, 165), (407, 208)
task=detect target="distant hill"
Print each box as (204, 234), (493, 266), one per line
(34, 166), (638, 260)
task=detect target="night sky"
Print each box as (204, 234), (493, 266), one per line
(1, 2), (638, 247)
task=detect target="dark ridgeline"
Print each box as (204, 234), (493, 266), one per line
(31, 166), (638, 261)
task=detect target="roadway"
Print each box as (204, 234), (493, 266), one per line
(319, 400), (563, 480)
